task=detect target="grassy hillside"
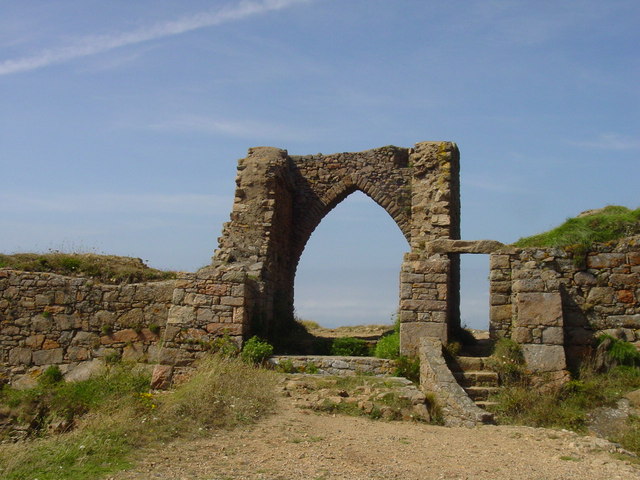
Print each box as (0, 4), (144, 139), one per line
(0, 252), (177, 284)
(514, 205), (640, 248)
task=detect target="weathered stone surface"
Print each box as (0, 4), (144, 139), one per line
(8, 347), (32, 365)
(400, 322), (446, 356)
(122, 344), (145, 362)
(516, 292), (563, 327)
(65, 359), (104, 382)
(151, 364), (174, 389)
(605, 315), (640, 328)
(425, 239), (504, 254)
(512, 279), (545, 293)
(541, 326), (564, 345)
(588, 253), (626, 269)
(625, 389), (640, 408)
(574, 271), (597, 286)
(418, 338), (493, 427)
(167, 305), (195, 324)
(521, 344), (566, 373)
(32, 348), (63, 365)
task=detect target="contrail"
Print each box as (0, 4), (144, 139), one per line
(0, 0), (309, 76)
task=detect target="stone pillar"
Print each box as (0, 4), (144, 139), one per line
(399, 141), (460, 355)
(399, 253), (451, 355)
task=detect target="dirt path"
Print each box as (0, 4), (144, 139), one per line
(111, 396), (639, 480)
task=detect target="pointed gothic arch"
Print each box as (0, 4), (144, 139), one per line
(173, 141), (461, 354)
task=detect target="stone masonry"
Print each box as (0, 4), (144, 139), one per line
(489, 236), (640, 375)
(170, 141), (462, 354)
(1, 142), (638, 407)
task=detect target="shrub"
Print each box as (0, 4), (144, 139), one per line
(38, 365), (64, 386)
(444, 341), (461, 358)
(331, 337), (370, 356)
(241, 336), (274, 364)
(208, 334), (240, 357)
(304, 361), (319, 374)
(374, 330), (400, 359)
(486, 337), (526, 384)
(395, 355), (420, 383)
(0, 355), (277, 479)
(275, 358), (297, 373)
(597, 334), (640, 367)
(162, 354), (277, 427)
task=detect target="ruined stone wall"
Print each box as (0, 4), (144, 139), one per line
(490, 236), (640, 372)
(399, 142), (461, 354)
(0, 141), (463, 382)
(203, 142), (461, 351)
(0, 269), (174, 385)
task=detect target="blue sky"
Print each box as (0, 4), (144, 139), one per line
(1, 0), (638, 328)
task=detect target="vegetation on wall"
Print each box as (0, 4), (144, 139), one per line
(487, 337), (640, 457)
(0, 252), (177, 284)
(513, 205), (640, 248)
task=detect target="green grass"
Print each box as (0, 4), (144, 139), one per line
(0, 252), (177, 284)
(487, 365), (640, 454)
(513, 205), (640, 248)
(330, 337), (371, 356)
(0, 356), (277, 480)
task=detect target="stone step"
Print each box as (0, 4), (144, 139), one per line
(464, 386), (501, 401)
(459, 339), (494, 357)
(453, 370), (499, 387)
(450, 355), (487, 371)
(475, 400), (500, 410)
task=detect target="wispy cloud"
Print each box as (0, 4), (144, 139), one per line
(570, 133), (640, 151)
(145, 114), (312, 142)
(0, 192), (232, 215)
(462, 175), (532, 194)
(0, 0), (309, 76)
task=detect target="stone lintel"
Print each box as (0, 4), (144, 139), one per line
(425, 239), (504, 254)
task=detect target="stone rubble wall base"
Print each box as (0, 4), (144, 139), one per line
(489, 236), (640, 371)
(268, 355), (395, 376)
(0, 269), (177, 387)
(418, 338), (494, 427)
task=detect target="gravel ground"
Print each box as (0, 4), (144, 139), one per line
(110, 394), (639, 480)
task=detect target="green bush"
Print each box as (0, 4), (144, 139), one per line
(208, 334), (240, 357)
(275, 358), (297, 373)
(597, 335), (640, 367)
(374, 331), (400, 359)
(241, 336), (274, 364)
(395, 355), (420, 383)
(304, 361), (319, 374)
(330, 337), (370, 356)
(38, 365), (64, 386)
(486, 337), (526, 384)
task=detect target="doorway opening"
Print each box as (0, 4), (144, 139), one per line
(293, 190), (407, 351)
(459, 254), (490, 333)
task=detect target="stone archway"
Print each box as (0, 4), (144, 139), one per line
(168, 141), (461, 355)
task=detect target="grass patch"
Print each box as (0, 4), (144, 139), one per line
(394, 356), (420, 383)
(0, 356), (277, 480)
(487, 365), (640, 454)
(0, 252), (177, 284)
(513, 205), (640, 248)
(330, 337), (371, 356)
(486, 337), (526, 384)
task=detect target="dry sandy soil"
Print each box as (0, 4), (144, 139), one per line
(111, 392), (639, 480)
